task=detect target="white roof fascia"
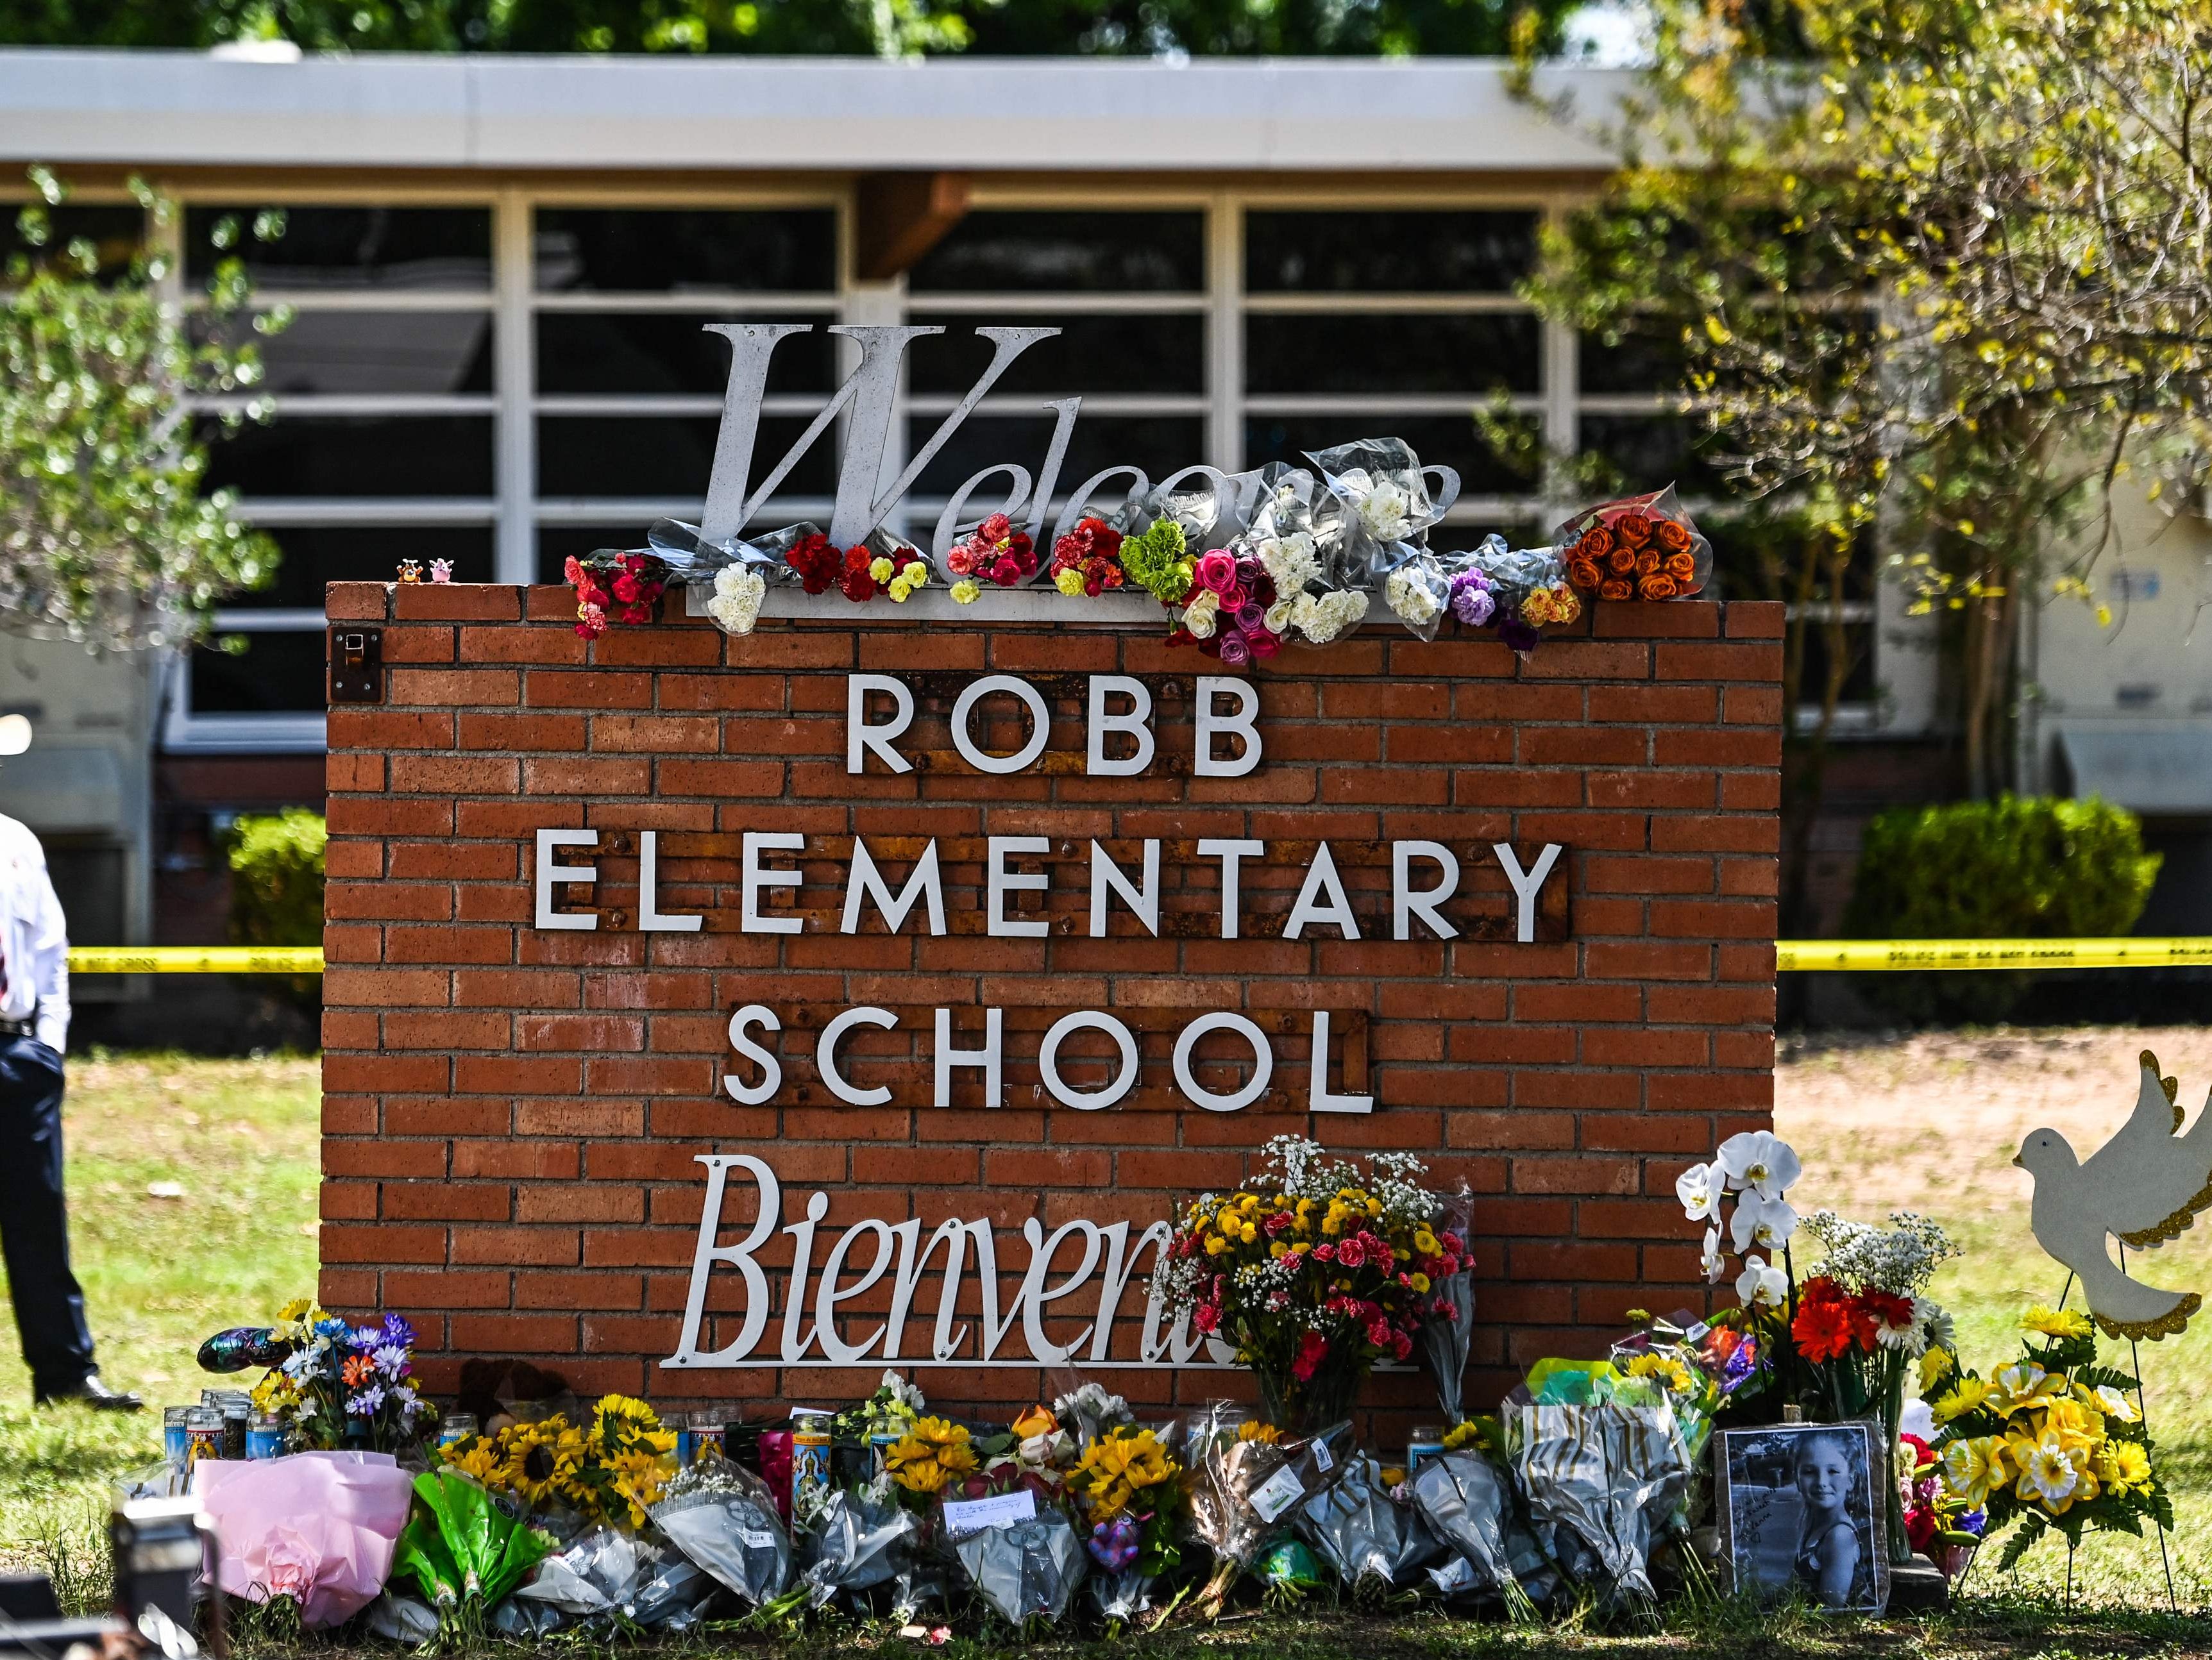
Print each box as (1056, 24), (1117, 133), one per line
(0, 48), (1626, 174)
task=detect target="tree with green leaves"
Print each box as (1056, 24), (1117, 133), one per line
(0, 0), (1570, 55)
(1515, 0), (2212, 934)
(1, 172), (283, 650)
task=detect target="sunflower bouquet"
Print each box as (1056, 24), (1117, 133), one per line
(441, 1394), (677, 1531)
(1927, 1305), (2169, 1572)
(1068, 1426), (1185, 1620)
(882, 1416), (981, 1505)
(1154, 1136), (1468, 1433)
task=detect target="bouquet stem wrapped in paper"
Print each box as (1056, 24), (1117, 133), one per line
(194, 1450), (416, 1629)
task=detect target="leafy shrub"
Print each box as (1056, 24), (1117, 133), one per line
(226, 809), (326, 950)
(1844, 795), (2162, 1023)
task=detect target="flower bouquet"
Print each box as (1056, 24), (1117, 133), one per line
(1049, 516), (1127, 598)
(194, 1450), (416, 1629)
(1457, 539), (1580, 655)
(934, 1407), (1090, 1628)
(1304, 437), (1448, 589)
(1928, 1304), (2167, 1573)
(246, 1301), (432, 1454)
(648, 1456), (796, 1610)
(1554, 485), (1710, 602)
(1242, 466), (1370, 647)
(1067, 1423), (1185, 1623)
(439, 1393), (677, 1530)
(1170, 545), (1284, 667)
(1181, 1406), (1347, 1619)
(1408, 1443), (1541, 1616)
(945, 512), (1037, 592)
(393, 1468), (555, 1638)
(1153, 1135), (1469, 1433)
(1294, 1452), (1439, 1591)
(781, 526), (933, 605)
(564, 549), (667, 640)
(1415, 1189), (1480, 1423)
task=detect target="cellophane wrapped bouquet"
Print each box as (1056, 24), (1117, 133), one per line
(1056, 1384), (1185, 1623)
(1553, 485), (1710, 602)
(248, 1299), (432, 1454)
(932, 1404), (1091, 1627)
(1153, 1136), (1469, 1433)
(1181, 1405), (1347, 1618)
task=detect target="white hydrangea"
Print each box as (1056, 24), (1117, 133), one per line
(706, 565), (766, 635)
(1294, 588), (1369, 644)
(1384, 566), (1442, 626)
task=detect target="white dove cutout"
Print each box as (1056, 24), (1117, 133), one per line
(2014, 1050), (2212, 1342)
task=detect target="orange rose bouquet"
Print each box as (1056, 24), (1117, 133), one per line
(1554, 485), (1710, 603)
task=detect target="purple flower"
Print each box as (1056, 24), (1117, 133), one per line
(1449, 572), (1496, 626)
(1217, 631), (1252, 669)
(350, 1325), (383, 1352)
(348, 1384), (387, 1416)
(1235, 601), (1266, 632)
(1498, 617), (1542, 654)
(380, 1312), (416, 1350)
(1959, 1510), (1986, 1538)
(372, 1343), (411, 1378)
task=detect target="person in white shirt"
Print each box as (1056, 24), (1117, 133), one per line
(0, 716), (137, 1410)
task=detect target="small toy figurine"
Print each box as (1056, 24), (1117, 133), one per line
(429, 559), (454, 584)
(398, 558), (423, 583)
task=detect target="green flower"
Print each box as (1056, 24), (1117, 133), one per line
(1120, 520), (1193, 603)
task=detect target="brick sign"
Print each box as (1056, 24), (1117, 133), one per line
(321, 583), (1782, 1432)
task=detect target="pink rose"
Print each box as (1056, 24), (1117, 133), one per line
(1249, 628), (1281, 659)
(1195, 549), (1237, 594)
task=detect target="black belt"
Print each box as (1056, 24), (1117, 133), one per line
(0, 1018), (37, 1039)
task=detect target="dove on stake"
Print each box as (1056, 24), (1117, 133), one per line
(2014, 1049), (2212, 1342)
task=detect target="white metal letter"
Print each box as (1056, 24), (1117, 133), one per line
(952, 675), (1052, 775)
(1172, 1012), (1274, 1113)
(933, 1007), (1005, 1109)
(986, 835), (1051, 937)
(1392, 839), (1461, 941)
(1087, 839), (1160, 938)
(722, 1005), (782, 1106)
(1194, 675), (1263, 776)
(847, 674), (916, 775)
(818, 1007), (897, 1107)
(741, 830), (805, 934)
(1085, 675), (1155, 776)
(534, 828), (598, 931)
(1037, 1010), (1140, 1111)
(1196, 837), (1264, 940)
(1284, 842), (1361, 941)
(638, 830), (702, 933)
(663, 1154), (777, 1367)
(1494, 841), (1565, 944)
(1308, 1010), (1374, 1115)
(841, 838), (946, 936)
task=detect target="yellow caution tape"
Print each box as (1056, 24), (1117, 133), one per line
(64, 941), (2209, 974)
(1777, 937), (2212, 972)
(68, 946), (325, 975)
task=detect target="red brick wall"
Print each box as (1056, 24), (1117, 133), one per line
(320, 581), (1782, 1439)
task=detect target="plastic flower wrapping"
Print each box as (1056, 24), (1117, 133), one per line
(1927, 1305), (2166, 1571)
(646, 1457), (795, 1609)
(1152, 1136), (1469, 1433)
(1065, 1415), (1185, 1622)
(1182, 1406), (1350, 1617)
(1408, 1448), (1544, 1614)
(491, 1524), (715, 1638)
(1553, 485), (1711, 603)
(1294, 1452), (1440, 1590)
(243, 1298), (431, 1454)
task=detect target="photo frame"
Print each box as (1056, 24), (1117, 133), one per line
(1714, 1421), (1889, 1613)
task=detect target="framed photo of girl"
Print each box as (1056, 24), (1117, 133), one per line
(1715, 1421), (1890, 1613)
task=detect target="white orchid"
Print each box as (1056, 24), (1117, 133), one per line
(1736, 1255), (1787, 1308)
(1730, 1193), (1798, 1254)
(1715, 1130), (1802, 1200)
(1701, 1226), (1727, 1284)
(1676, 1161), (1724, 1224)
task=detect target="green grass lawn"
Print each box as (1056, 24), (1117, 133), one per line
(1, 1034), (2207, 1638)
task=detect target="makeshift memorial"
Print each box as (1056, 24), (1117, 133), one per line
(945, 512), (1036, 590)
(2014, 1049), (2210, 1341)
(1554, 485), (1711, 602)
(1154, 1136), (1468, 1433)
(1067, 1423), (1185, 1622)
(1304, 437), (1449, 589)
(1506, 1361), (1696, 1610)
(884, 1416), (982, 1502)
(192, 1450), (415, 1629)
(944, 1489), (1089, 1629)
(1927, 1303), (2168, 1572)
(1182, 1405), (1349, 1619)
(800, 1485), (923, 1610)
(648, 1457), (795, 1609)
(563, 549), (666, 639)
(1715, 1421), (1888, 1612)
(393, 1468), (555, 1637)
(493, 1525), (715, 1638)
(240, 1300), (431, 1454)
(438, 1393), (677, 1530)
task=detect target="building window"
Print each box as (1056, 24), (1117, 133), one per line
(169, 203), (497, 752)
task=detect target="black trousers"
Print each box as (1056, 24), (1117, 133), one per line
(0, 1036), (94, 1393)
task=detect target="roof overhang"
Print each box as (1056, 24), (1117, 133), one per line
(0, 49), (1626, 176)
(2055, 724), (2212, 816)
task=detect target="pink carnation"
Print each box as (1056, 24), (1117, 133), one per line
(946, 546), (978, 576)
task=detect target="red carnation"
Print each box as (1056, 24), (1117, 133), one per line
(1290, 1329), (1329, 1382)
